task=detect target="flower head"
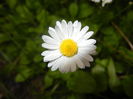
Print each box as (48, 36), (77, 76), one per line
(41, 20), (96, 73)
(91, 0), (112, 7)
(102, 0), (112, 7)
(91, 0), (101, 3)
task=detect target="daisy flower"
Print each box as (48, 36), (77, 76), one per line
(41, 20), (96, 73)
(91, 0), (112, 7)
(102, 0), (112, 7)
(91, 0), (101, 3)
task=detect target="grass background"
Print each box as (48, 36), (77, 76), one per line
(0, 0), (133, 99)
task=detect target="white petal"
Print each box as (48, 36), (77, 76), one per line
(48, 27), (60, 41)
(56, 21), (64, 33)
(51, 56), (63, 71)
(78, 52), (91, 61)
(88, 55), (94, 62)
(59, 64), (66, 73)
(77, 22), (82, 32)
(81, 58), (90, 67)
(88, 39), (96, 45)
(89, 50), (97, 55)
(82, 31), (94, 40)
(48, 60), (57, 67)
(59, 56), (70, 73)
(75, 26), (89, 41)
(41, 50), (59, 56)
(55, 24), (65, 40)
(70, 58), (77, 72)
(72, 21), (78, 37)
(41, 51), (47, 56)
(72, 21), (81, 38)
(74, 55), (85, 69)
(42, 35), (59, 45)
(67, 21), (73, 37)
(73, 20), (78, 26)
(61, 20), (67, 26)
(78, 45), (96, 54)
(79, 44), (97, 50)
(51, 64), (58, 71)
(61, 20), (68, 38)
(43, 51), (61, 62)
(73, 21), (81, 33)
(78, 53), (93, 62)
(42, 43), (59, 49)
(48, 62), (53, 67)
(78, 39), (96, 47)
(66, 58), (72, 72)
(59, 57), (77, 73)
(48, 55), (64, 68)
(80, 25), (89, 34)
(64, 62), (71, 73)
(41, 51), (48, 56)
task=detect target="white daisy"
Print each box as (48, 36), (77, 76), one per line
(41, 20), (96, 73)
(91, 0), (112, 7)
(102, 0), (112, 7)
(91, 0), (100, 3)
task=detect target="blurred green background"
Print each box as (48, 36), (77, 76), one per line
(0, 0), (133, 99)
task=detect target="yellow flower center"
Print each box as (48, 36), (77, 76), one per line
(60, 39), (78, 57)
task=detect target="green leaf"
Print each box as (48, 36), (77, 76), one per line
(95, 59), (109, 68)
(36, 9), (48, 33)
(44, 75), (53, 89)
(98, 11), (114, 24)
(92, 64), (108, 92)
(47, 71), (71, 80)
(15, 67), (32, 82)
(79, 3), (93, 18)
(117, 47), (133, 65)
(33, 55), (42, 62)
(26, 40), (37, 52)
(115, 62), (125, 74)
(108, 59), (116, 77)
(69, 3), (78, 17)
(20, 55), (30, 65)
(48, 15), (59, 26)
(89, 24), (100, 33)
(107, 58), (121, 92)
(67, 71), (96, 93)
(127, 11), (133, 21)
(26, 0), (41, 9)
(122, 75), (133, 98)
(102, 27), (120, 53)
(36, 10), (47, 22)
(6, 0), (17, 8)
(92, 65), (105, 74)
(0, 34), (10, 44)
(16, 5), (32, 18)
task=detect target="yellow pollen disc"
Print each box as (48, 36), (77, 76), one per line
(60, 39), (78, 57)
